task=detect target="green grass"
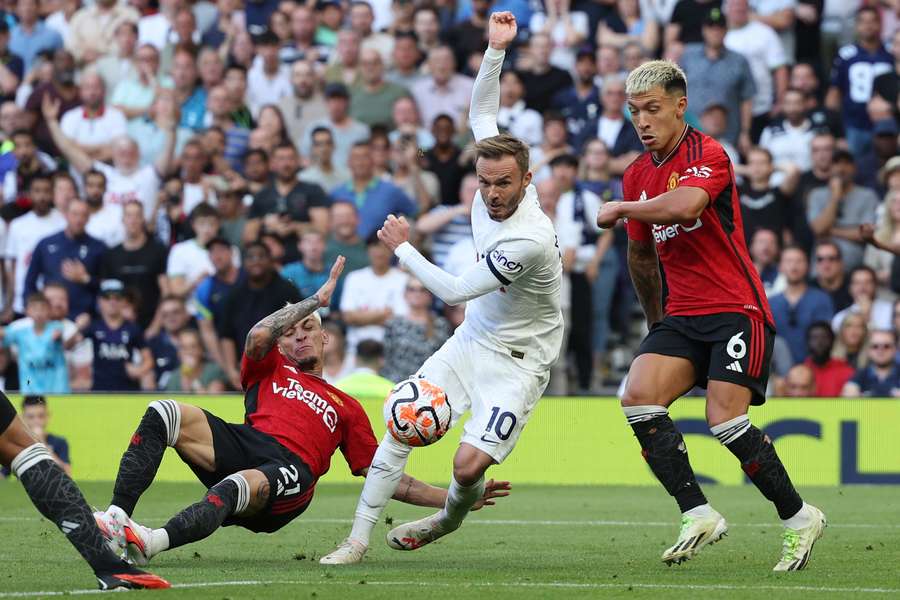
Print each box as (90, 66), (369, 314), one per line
(1, 483), (898, 599)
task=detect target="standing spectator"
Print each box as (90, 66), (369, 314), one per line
(832, 265), (893, 331)
(423, 114), (466, 207)
(23, 49), (79, 157)
(868, 29), (900, 125)
(826, 6), (892, 157)
(749, 228), (784, 296)
(811, 239), (853, 312)
(1, 129), (57, 204)
(205, 84), (250, 173)
(698, 104), (740, 166)
(807, 150), (879, 270)
(349, 1), (393, 64)
(444, 0), (489, 70)
(759, 88), (816, 172)
(2, 175), (65, 321)
(282, 229), (329, 298)
(246, 142), (329, 251)
(414, 173), (476, 270)
(331, 141), (417, 239)
(301, 83), (370, 167)
(247, 30), (291, 118)
(386, 31), (422, 89)
(218, 241), (301, 389)
(324, 201), (368, 308)
(790, 63), (845, 138)
(411, 46), (473, 130)
(665, 0), (721, 46)
(279, 60), (328, 145)
(381, 278), (451, 382)
(66, 0), (139, 64)
(339, 236), (408, 354)
(145, 295), (191, 388)
(0, 293), (70, 393)
(325, 29), (362, 87)
(518, 32), (573, 115)
(0, 22), (23, 105)
(171, 45), (207, 131)
(300, 126), (351, 192)
(349, 48), (409, 129)
(193, 236), (243, 369)
(167, 203), (226, 298)
(496, 70), (542, 147)
(736, 146), (800, 242)
(10, 0), (63, 73)
(724, 0), (788, 141)
(389, 134), (440, 212)
(110, 44), (162, 123)
(335, 338), (395, 398)
(81, 279), (153, 391)
(860, 197), (900, 289)
(841, 329), (900, 397)
(137, 0), (181, 50)
(412, 6), (441, 55)
(19, 395), (70, 473)
(574, 76), (642, 174)
(833, 311), (868, 370)
(163, 328), (226, 392)
(100, 200), (169, 329)
(597, 0), (660, 52)
(528, 0), (589, 72)
(59, 71), (127, 163)
(802, 321), (854, 397)
(530, 113), (575, 183)
(552, 49), (601, 145)
(41, 282), (91, 391)
(24, 199), (105, 319)
(94, 22), (139, 100)
(792, 132), (835, 252)
(388, 96), (434, 151)
(281, 4), (328, 65)
(322, 320), (350, 383)
(769, 246), (835, 364)
(680, 8), (756, 150)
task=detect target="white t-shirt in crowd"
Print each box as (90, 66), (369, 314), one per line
(247, 62), (292, 118)
(4, 210), (66, 313)
(92, 161), (160, 221)
(555, 186), (603, 273)
(166, 238), (241, 291)
(339, 266), (409, 352)
(86, 203), (125, 248)
(60, 106), (128, 147)
(725, 21), (787, 116)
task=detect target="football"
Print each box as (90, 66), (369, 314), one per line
(384, 377), (452, 446)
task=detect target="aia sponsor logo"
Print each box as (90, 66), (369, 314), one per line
(272, 377), (339, 432)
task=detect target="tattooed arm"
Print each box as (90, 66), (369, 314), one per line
(628, 239), (664, 326)
(244, 256), (345, 360)
(379, 471), (511, 510)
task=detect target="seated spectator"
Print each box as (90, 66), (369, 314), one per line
(759, 88), (816, 172)
(856, 119), (898, 197)
(423, 114), (467, 207)
(282, 230), (329, 299)
(247, 30), (291, 117)
(789, 64), (844, 139)
(388, 96), (434, 152)
(59, 71), (127, 164)
(552, 49), (600, 149)
(573, 75), (642, 174)
(25, 199), (106, 320)
(842, 329), (900, 397)
(146, 295), (192, 389)
(2, 129), (57, 204)
(411, 46), (473, 130)
(10, 0), (63, 74)
(349, 48), (409, 128)
(40, 283), (91, 391)
(167, 203), (229, 299)
(249, 104), (290, 157)
(90, 20), (140, 94)
(811, 240), (853, 312)
(735, 146), (799, 243)
(216, 189), (247, 248)
(389, 134), (440, 212)
(807, 150), (879, 270)
(769, 246), (834, 364)
(782, 364), (816, 398)
(23, 49), (79, 157)
(802, 321), (855, 397)
(577, 138), (623, 201)
(111, 44), (163, 123)
(832, 266), (893, 332)
(299, 126), (351, 193)
(79, 279), (153, 391)
(530, 113), (575, 183)
(324, 29), (362, 87)
(205, 83), (250, 173)
(790, 132), (833, 252)
(336, 338), (395, 398)
(860, 193), (900, 290)
(218, 241), (301, 389)
(0, 292), (71, 393)
(496, 70), (543, 147)
(322, 320), (351, 383)
(0, 22), (23, 105)
(164, 328), (227, 393)
(529, 0), (590, 70)
(339, 235), (409, 354)
(518, 32), (572, 115)
(20, 395), (71, 474)
(699, 104), (740, 165)
(82, 169), (124, 249)
(300, 82), (370, 167)
(241, 148), (270, 196)
(386, 31), (422, 89)
(415, 173), (477, 270)
(381, 278), (452, 382)
(749, 228), (784, 296)
(279, 60), (328, 145)
(332, 141), (417, 239)
(833, 312), (869, 370)
(193, 236), (244, 370)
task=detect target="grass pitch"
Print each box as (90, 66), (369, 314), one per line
(0, 483), (897, 599)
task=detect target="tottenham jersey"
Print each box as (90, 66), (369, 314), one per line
(460, 184), (564, 372)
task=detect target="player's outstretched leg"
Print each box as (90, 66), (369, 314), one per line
(320, 435), (412, 564)
(386, 443), (489, 551)
(707, 386), (825, 572)
(0, 395), (170, 590)
(109, 471), (254, 565)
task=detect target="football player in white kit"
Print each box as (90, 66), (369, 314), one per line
(320, 11), (563, 565)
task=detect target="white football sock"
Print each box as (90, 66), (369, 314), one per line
(684, 503), (715, 517)
(782, 502), (812, 529)
(148, 528), (170, 557)
(348, 434), (411, 545)
(438, 475), (485, 532)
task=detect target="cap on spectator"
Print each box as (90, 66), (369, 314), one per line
(549, 153), (580, 169)
(873, 118), (899, 137)
(833, 149), (854, 164)
(880, 155), (900, 183)
(324, 83), (350, 99)
(206, 236), (232, 251)
(704, 7), (726, 28)
(99, 279), (126, 297)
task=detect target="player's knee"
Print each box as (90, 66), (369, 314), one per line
(147, 399), (182, 447)
(620, 385), (654, 408)
(237, 469), (270, 514)
(452, 463), (484, 487)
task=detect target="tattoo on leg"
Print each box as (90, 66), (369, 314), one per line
(256, 481), (270, 504)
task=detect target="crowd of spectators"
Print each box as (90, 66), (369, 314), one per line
(0, 0), (899, 398)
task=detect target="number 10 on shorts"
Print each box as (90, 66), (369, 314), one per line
(484, 407), (517, 441)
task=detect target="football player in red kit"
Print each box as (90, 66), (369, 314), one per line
(94, 256), (508, 565)
(596, 60), (825, 571)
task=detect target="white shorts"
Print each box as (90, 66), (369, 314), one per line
(415, 332), (550, 463)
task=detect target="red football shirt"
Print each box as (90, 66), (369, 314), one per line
(240, 346), (379, 482)
(624, 126), (774, 325)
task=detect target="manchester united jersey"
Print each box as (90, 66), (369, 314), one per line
(240, 346), (378, 481)
(623, 126), (774, 326)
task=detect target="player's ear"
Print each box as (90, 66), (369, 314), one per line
(675, 94), (688, 119)
(522, 170), (533, 188)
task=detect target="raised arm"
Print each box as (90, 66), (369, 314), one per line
(244, 256), (345, 360)
(469, 12), (518, 142)
(42, 95), (93, 174)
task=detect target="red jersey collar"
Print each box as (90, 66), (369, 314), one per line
(651, 124), (691, 168)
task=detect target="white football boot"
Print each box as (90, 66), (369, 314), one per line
(102, 506), (156, 566)
(661, 507), (728, 565)
(773, 504), (827, 572)
(386, 512), (452, 551)
(319, 538), (368, 565)
(93, 508), (126, 559)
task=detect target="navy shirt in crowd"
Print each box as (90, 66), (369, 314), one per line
(147, 331), (179, 388)
(84, 319), (146, 391)
(830, 43), (893, 130)
(850, 364), (900, 397)
(25, 231), (106, 318)
(770, 288), (835, 364)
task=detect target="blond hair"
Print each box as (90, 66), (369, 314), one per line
(625, 60), (688, 97)
(473, 133), (530, 177)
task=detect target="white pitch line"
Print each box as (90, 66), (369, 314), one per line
(0, 578), (898, 598)
(0, 516), (893, 529)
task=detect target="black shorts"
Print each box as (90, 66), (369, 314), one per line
(186, 410), (315, 533)
(0, 392), (16, 434)
(635, 313), (774, 406)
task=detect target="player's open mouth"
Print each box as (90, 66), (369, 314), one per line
(641, 134), (655, 143)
